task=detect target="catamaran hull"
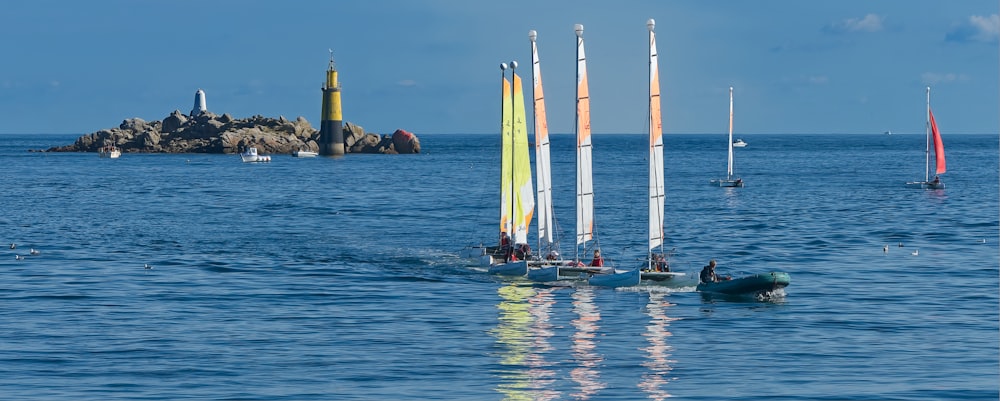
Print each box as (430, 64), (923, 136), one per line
(696, 272), (790, 295)
(711, 179), (743, 187)
(527, 265), (560, 282)
(489, 260), (528, 276)
(588, 269), (640, 288)
(906, 181), (945, 190)
(640, 271), (685, 282)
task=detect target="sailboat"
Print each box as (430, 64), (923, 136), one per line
(906, 86), (946, 190)
(639, 18), (684, 283)
(525, 29), (566, 283)
(483, 61), (535, 276)
(576, 23), (639, 288)
(710, 87), (743, 187)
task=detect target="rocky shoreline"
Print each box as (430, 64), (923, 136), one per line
(44, 110), (420, 155)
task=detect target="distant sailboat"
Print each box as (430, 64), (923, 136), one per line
(906, 86), (946, 190)
(711, 87), (744, 187)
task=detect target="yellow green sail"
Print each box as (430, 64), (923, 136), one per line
(510, 73), (535, 245)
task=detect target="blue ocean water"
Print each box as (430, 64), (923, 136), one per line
(0, 133), (996, 400)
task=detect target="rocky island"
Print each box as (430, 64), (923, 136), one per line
(44, 110), (421, 155)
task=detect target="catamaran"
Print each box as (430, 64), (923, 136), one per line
(459, 62), (535, 275)
(711, 87), (743, 187)
(575, 23), (640, 288)
(525, 29), (570, 282)
(485, 61), (535, 276)
(639, 18), (685, 283)
(906, 86), (946, 190)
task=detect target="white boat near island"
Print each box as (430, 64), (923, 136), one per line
(240, 147), (271, 163)
(99, 145), (121, 159)
(293, 149), (318, 157)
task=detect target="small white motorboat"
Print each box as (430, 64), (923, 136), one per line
(99, 145), (122, 158)
(240, 147), (271, 163)
(292, 149), (318, 157)
(732, 138), (748, 147)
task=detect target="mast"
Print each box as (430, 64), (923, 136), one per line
(647, 18), (665, 270)
(499, 62), (511, 244)
(924, 86), (931, 182)
(727, 86), (735, 180)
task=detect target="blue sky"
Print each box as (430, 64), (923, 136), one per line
(0, 0), (996, 135)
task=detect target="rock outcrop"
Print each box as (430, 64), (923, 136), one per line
(45, 111), (420, 155)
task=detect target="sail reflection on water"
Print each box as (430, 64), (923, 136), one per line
(571, 287), (606, 399)
(639, 291), (678, 399)
(491, 284), (560, 401)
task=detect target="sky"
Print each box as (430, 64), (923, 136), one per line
(0, 0), (997, 135)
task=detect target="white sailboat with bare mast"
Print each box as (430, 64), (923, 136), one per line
(711, 86), (743, 187)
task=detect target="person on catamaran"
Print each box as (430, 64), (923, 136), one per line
(700, 259), (731, 283)
(932, 176), (940, 184)
(514, 243), (531, 260)
(546, 250), (560, 261)
(653, 254), (669, 272)
(589, 249), (604, 267)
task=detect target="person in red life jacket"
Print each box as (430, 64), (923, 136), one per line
(589, 249), (604, 267)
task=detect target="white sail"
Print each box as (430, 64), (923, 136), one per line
(575, 24), (595, 248)
(648, 19), (665, 254)
(530, 30), (555, 252)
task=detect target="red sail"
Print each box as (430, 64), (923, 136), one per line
(929, 109), (946, 175)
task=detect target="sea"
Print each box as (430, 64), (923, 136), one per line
(0, 132), (997, 400)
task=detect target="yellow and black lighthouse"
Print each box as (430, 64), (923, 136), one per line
(319, 51), (345, 156)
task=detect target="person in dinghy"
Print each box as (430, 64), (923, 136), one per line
(699, 259), (731, 283)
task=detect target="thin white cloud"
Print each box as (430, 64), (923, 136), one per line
(824, 14), (884, 34)
(921, 72), (969, 85)
(397, 79), (418, 87)
(946, 14), (999, 43)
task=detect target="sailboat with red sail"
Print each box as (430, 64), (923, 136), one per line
(906, 86), (946, 189)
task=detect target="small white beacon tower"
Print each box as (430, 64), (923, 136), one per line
(191, 89), (207, 116)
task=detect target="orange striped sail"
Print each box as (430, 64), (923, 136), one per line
(648, 19), (665, 254)
(530, 30), (555, 251)
(575, 24), (594, 247)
